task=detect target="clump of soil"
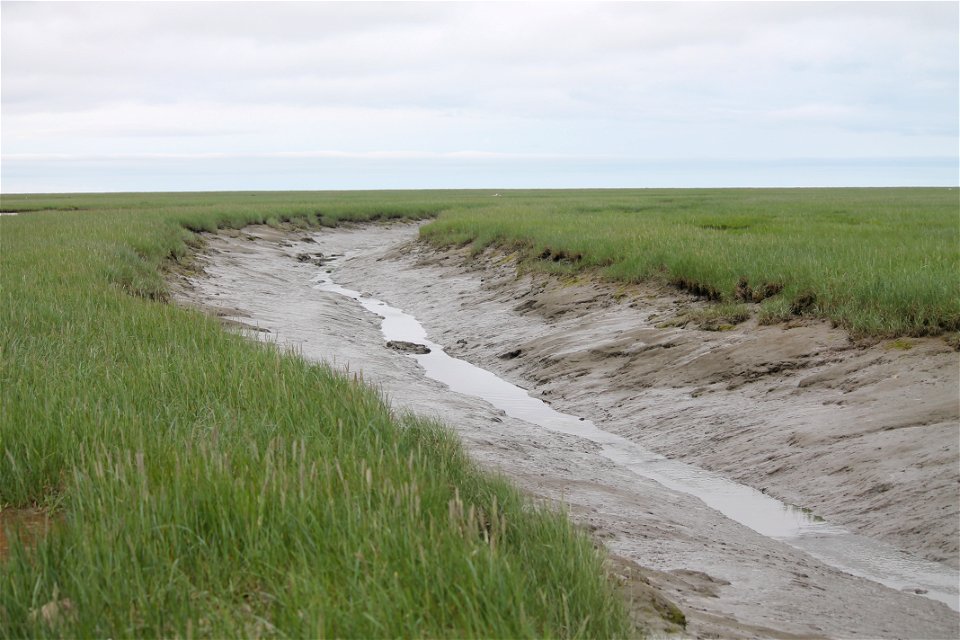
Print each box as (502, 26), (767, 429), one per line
(735, 277), (784, 303)
(537, 248), (583, 264)
(296, 252), (327, 266)
(386, 340), (430, 354)
(790, 290), (818, 314)
(672, 276), (721, 301)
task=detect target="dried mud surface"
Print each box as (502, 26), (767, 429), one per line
(171, 223), (959, 639)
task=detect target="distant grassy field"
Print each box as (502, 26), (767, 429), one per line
(4, 188), (956, 336)
(419, 188), (960, 337)
(0, 192), (633, 638)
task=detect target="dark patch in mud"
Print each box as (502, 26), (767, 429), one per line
(296, 252), (328, 266)
(386, 340), (431, 354)
(500, 348), (523, 360)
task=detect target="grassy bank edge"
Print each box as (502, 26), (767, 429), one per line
(415, 188), (959, 339)
(420, 235), (960, 349)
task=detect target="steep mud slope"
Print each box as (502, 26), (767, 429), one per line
(364, 237), (959, 571)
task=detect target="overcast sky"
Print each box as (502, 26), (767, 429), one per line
(2, 1), (957, 193)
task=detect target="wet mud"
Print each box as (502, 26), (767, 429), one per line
(171, 223), (959, 639)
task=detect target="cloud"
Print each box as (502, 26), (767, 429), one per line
(4, 149), (598, 163)
(5, 3), (956, 115)
(2, 1), (957, 191)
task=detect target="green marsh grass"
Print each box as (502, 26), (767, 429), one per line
(420, 188), (959, 337)
(0, 192), (632, 638)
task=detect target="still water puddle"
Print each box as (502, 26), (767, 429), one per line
(313, 268), (959, 612)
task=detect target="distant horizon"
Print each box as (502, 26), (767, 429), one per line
(2, 155), (956, 194)
(4, 184), (958, 197)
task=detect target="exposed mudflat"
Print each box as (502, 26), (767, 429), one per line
(171, 222), (959, 639)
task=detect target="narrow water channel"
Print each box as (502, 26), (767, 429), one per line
(313, 267), (959, 612)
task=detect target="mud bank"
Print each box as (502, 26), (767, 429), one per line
(171, 223), (959, 639)
(389, 244), (960, 565)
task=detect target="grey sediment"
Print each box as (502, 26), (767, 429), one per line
(314, 256), (959, 611)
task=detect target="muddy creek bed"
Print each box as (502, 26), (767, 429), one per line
(172, 223), (960, 639)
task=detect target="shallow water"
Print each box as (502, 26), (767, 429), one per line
(314, 266), (960, 612)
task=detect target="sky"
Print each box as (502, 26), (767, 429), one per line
(1, 1), (957, 193)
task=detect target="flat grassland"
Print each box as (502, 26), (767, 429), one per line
(1, 188), (956, 637)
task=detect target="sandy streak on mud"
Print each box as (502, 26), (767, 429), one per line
(172, 223), (959, 639)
